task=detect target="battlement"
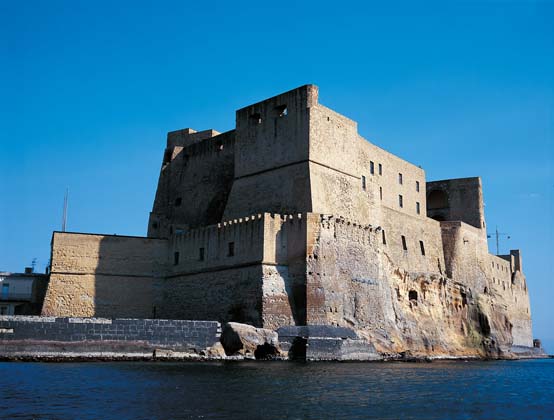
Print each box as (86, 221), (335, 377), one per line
(427, 177), (485, 230)
(167, 128), (220, 148)
(236, 84), (319, 117)
(169, 213), (307, 274)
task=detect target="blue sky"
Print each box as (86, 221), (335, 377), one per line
(1, 1), (552, 350)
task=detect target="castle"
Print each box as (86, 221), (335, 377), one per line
(41, 85), (535, 357)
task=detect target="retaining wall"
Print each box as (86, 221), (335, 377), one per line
(0, 316), (220, 358)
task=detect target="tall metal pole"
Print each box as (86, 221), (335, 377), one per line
(62, 188), (68, 232)
(495, 226), (499, 256)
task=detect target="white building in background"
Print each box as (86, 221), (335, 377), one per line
(0, 268), (48, 315)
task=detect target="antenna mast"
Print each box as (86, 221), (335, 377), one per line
(487, 225), (510, 255)
(62, 188), (68, 232)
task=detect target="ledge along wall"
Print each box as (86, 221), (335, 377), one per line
(42, 232), (167, 319)
(0, 316), (220, 356)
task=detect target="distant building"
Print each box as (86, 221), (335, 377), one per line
(0, 268), (49, 315)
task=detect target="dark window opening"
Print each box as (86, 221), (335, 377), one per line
(484, 287), (488, 294)
(409, 290), (418, 301)
(216, 141), (223, 151)
(419, 240), (425, 255)
(275, 104), (288, 117)
(174, 251), (180, 265)
(382, 230), (387, 245)
(399, 194), (403, 208)
(401, 235), (408, 251)
(152, 222), (158, 229)
(163, 149), (172, 164)
(398, 173), (403, 184)
(427, 189), (448, 209)
(169, 226), (173, 234)
(199, 247), (205, 261)
(250, 113), (262, 124)
(416, 202), (421, 214)
(228, 242), (235, 257)
(416, 181), (420, 192)
(370, 161), (375, 175)
(175, 197), (182, 206)
(380, 186), (383, 200)
(378, 163), (382, 175)
(461, 291), (468, 306)
(362, 176), (366, 191)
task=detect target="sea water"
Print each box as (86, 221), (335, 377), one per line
(1, 359), (553, 419)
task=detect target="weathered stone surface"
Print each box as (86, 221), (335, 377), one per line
(276, 325), (381, 361)
(204, 342), (227, 359)
(220, 322), (280, 358)
(42, 233), (167, 318)
(306, 338), (382, 361)
(277, 325), (358, 340)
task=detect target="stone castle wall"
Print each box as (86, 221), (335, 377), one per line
(43, 233), (167, 318)
(38, 84), (535, 358)
(305, 213), (532, 356)
(158, 213), (307, 328)
(148, 129), (235, 238)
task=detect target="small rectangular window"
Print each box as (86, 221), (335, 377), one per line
(398, 173), (403, 185)
(382, 230), (387, 245)
(361, 176), (366, 191)
(416, 202), (421, 214)
(399, 194), (403, 208)
(370, 161), (375, 175)
(416, 181), (420, 192)
(228, 242), (235, 257)
(174, 251), (180, 265)
(379, 186), (383, 200)
(199, 247), (205, 261)
(378, 163), (382, 175)
(401, 235), (408, 251)
(175, 197), (182, 207)
(419, 240), (425, 256)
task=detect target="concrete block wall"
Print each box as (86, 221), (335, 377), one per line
(0, 316), (221, 353)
